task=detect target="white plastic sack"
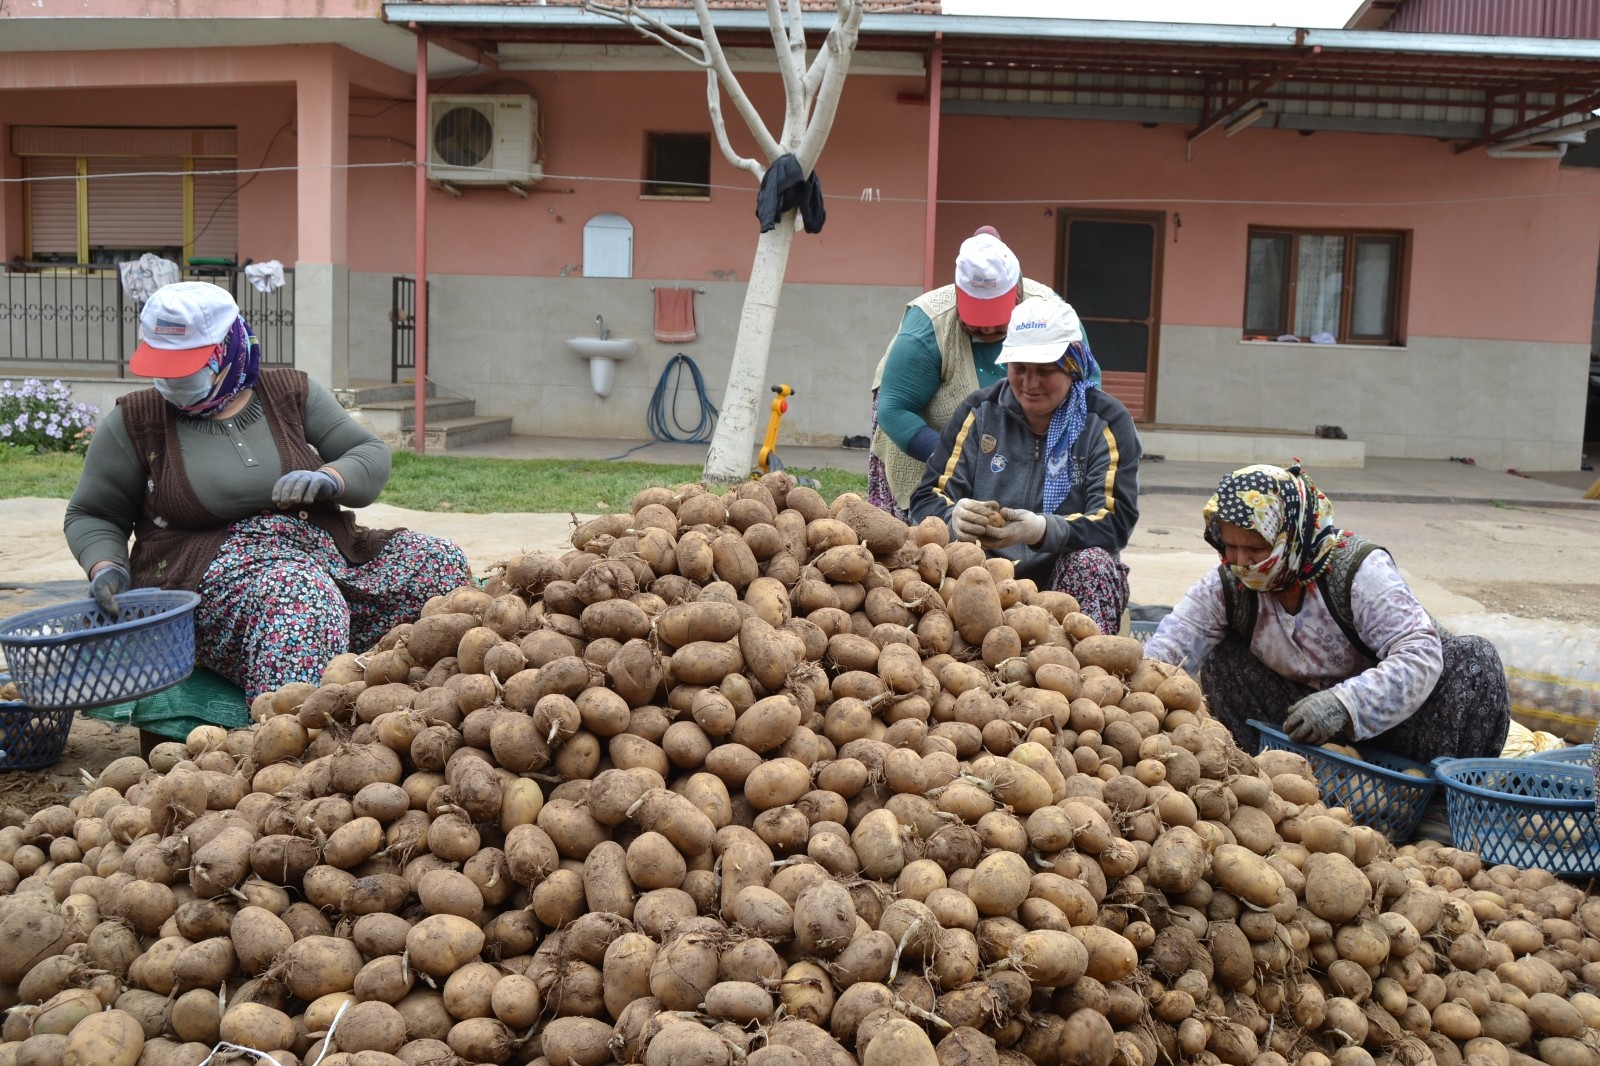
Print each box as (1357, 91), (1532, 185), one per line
(1441, 612), (1600, 744)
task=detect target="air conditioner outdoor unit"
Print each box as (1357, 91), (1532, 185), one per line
(427, 94), (542, 186)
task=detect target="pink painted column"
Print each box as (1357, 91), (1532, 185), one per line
(294, 50), (350, 387)
(922, 36), (943, 293)
(414, 31), (429, 455)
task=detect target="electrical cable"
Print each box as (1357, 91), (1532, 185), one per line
(603, 352), (719, 461)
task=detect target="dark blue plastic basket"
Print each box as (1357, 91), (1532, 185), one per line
(1434, 758), (1599, 877)
(0, 673), (74, 771)
(0, 590), (200, 711)
(1250, 718), (1440, 841)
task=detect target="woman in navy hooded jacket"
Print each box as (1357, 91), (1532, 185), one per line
(910, 296), (1141, 634)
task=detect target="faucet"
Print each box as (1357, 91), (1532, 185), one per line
(596, 314), (609, 341)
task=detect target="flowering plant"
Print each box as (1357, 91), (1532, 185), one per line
(0, 378), (98, 454)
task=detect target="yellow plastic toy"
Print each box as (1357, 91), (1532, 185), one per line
(757, 384), (794, 474)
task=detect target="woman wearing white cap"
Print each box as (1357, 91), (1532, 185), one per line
(868, 229), (1073, 520)
(909, 295), (1140, 635)
(64, 281), (472, 703)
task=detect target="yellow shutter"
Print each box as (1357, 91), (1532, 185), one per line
(25, 157), (78, 258)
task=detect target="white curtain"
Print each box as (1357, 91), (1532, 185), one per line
(1293, 235), (1344, 339)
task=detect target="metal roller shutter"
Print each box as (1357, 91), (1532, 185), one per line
(192, 160), (238, 260)
(86, 158), (183, 254)
(26, 158), (78, 257)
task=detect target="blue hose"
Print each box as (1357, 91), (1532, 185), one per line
(604, 353), (719, 461)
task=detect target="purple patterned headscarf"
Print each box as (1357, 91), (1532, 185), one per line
(178, 317), (261, 418)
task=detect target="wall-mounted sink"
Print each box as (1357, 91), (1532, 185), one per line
(566, 337), (638, 362)
(566, 336), (638, 398)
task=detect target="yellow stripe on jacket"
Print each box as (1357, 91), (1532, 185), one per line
(933, 411), (978, 506)
(1061, 424), (1120, 523)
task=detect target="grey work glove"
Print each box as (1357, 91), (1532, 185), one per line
(950, 498), (1000, 543)
(272, 469), (339, 508)
(1283, 689), (1351, 746)
(981, 507), (1047, 550)
(89, 564), (129, 619)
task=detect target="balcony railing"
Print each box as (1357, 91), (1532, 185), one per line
(0, 263), (294, 375)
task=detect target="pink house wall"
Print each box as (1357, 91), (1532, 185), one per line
(351, 68), (928, 283)
(0, 83), (299, 263)
(937, 115), (1600, 346)
(5, 0), (378, 17)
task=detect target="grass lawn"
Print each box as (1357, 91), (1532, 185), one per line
(0, 447), (867, 514)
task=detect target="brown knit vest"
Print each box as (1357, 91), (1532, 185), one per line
(119, 369), (394, 591)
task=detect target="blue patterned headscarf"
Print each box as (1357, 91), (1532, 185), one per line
(1041, 339), (1100, 515)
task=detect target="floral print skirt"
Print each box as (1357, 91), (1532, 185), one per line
(194, 514), (471, 700)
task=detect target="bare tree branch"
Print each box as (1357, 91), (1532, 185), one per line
(795, 5), (864, 169)
(707, 69), (766, 179)
(584, 1), (711, 65)
(696, 2), (784, 160)
(764, 0), (805, 134)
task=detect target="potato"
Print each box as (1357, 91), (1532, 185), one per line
(406, 915), (485, 979)
(62, 1009), (144, 1066)
(863, 1017), (936, 1066)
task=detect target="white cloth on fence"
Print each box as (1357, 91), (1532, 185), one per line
(244, 260), (286, 294)
(117, 254), (181, 303)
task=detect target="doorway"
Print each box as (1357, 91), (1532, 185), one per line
(1056, 212), (1163, 421)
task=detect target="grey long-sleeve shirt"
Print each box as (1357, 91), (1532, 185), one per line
(64, 382), (391, 576)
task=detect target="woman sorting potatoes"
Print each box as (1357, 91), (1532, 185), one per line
(1142, 463), (1510, 763)
(908, 296), (1141, 637)
(64, 282), (471, 700)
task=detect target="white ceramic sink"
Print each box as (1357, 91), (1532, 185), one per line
(566, 337), (638, 361)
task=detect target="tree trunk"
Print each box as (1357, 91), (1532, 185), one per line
(701, 214), (798, 486)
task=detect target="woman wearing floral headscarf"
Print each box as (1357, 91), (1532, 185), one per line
(64, 282), (472, 704)
(1143, 463), (1509, 763)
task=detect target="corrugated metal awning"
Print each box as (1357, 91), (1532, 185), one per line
(385, 4), (1600, 148)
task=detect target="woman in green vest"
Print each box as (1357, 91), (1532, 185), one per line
(867, 229), (1064, 519)
(64, 282), (472, 703)
(1142, 463), (1510, 763)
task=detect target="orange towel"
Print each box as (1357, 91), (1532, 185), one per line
(654, 288), (698, 344)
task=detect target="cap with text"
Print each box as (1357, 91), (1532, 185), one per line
(997, 296), (1085, 366)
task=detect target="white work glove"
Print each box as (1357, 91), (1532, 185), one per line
(981, 507), (1047, 549)
(950, 498), (999, 543)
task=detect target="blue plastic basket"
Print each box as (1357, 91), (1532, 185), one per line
(0, 590), (200, 711)
(1434, 757), (1599, 878)
(1128, 620), (1159, 643)
(0, 673), (74, 771)
(1250, 718), (1440, 841)
(1528, 743), (1594, 765)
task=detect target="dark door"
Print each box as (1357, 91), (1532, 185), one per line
(1057, 212), (1163, 422)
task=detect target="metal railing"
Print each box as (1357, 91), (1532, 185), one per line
(0, 263), (294, 375)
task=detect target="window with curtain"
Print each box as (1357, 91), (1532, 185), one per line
(1243, 228), (1405, 345)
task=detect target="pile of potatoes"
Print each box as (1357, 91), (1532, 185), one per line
(1, 476), (1599, 1066)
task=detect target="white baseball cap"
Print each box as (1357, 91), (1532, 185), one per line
(997, 296), (1085, 365)
(131, 282), (240, 377)
(954, 233), (1021, 328)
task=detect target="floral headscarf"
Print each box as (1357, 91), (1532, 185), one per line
(177, 316), (261, 418)
(1203, 462), (1350, 592)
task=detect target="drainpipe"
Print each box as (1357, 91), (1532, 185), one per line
(922, 35), (943, 293)
(414, 29), (430, 455)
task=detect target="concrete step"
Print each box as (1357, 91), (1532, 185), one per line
(1138, 427), (1365, 469)
(360, 397), (478, 430)
(341, 381), (436, 406)
(421, 416), (516, 451)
